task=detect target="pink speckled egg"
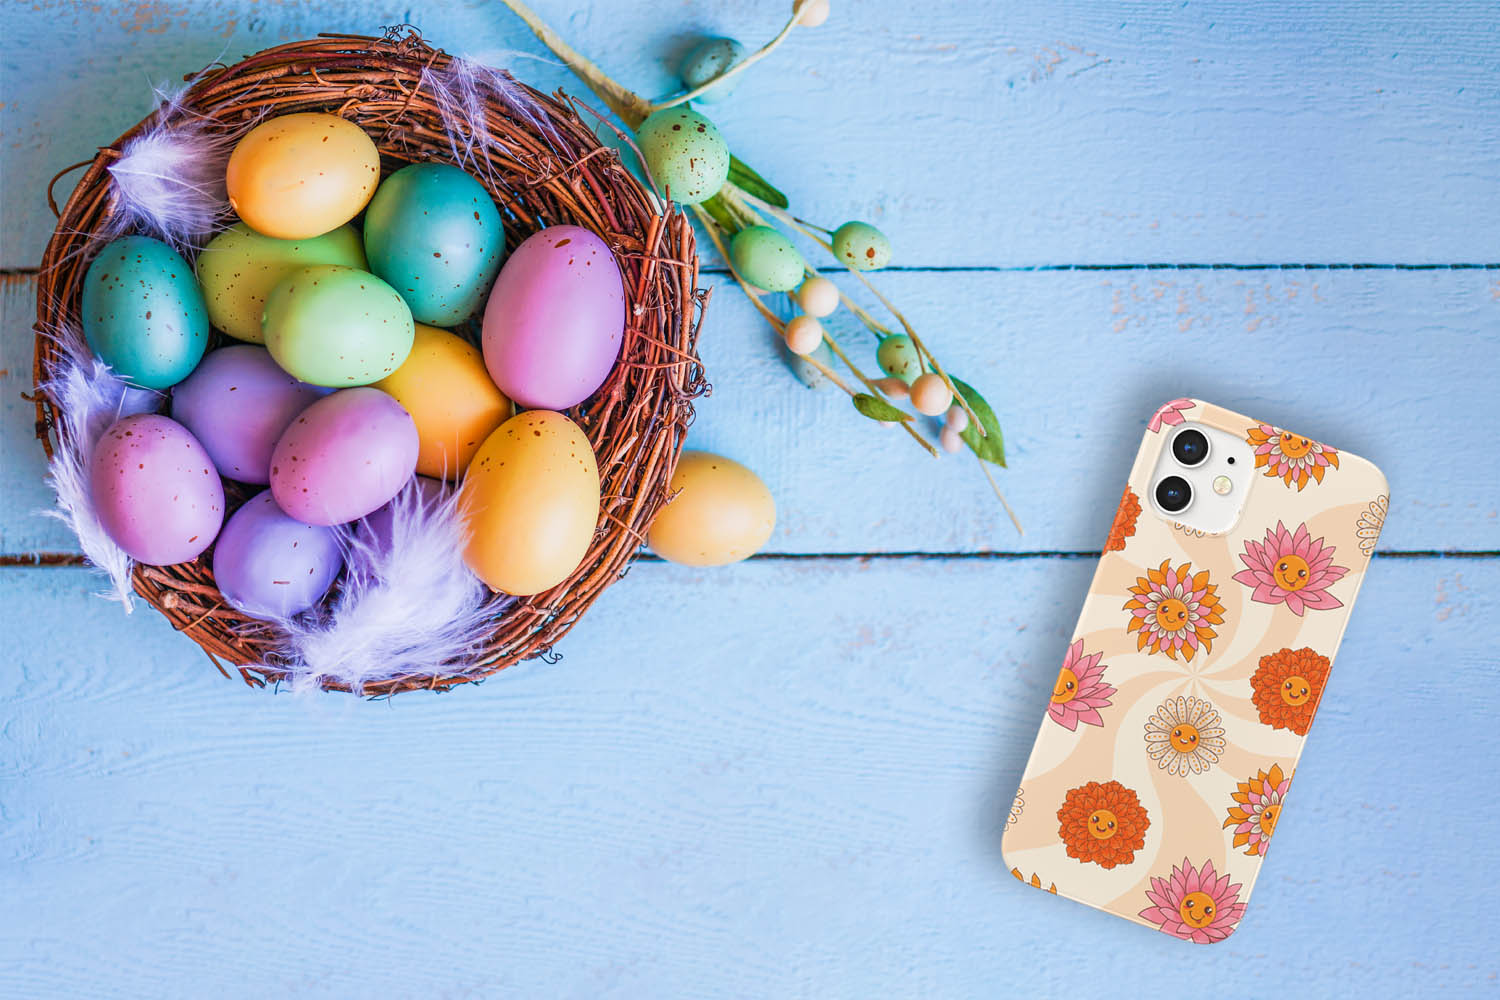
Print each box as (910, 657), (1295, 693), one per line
(90, 413), (224, 564)
(481, 226), (624, 410)
(269, 387), (418, 526)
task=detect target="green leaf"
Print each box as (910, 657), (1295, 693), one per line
(699, 193), (743, 235)
(952, 378), (1006, 467)
(852, 393), (913, 423)
(727, 154), (790, 209)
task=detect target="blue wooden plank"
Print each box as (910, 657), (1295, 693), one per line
(7, 268), (1498, 554)
(4, 0), (1499, 267)
(1, 557), (1495, 996)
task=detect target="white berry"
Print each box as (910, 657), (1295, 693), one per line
(796, 276), (839, 317)
(909, 372), (953, 416)
(794, 0), (830, 27)
(783, 314), (824, 355)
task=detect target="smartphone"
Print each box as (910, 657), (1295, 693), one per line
(1001, 398), (1388, 943)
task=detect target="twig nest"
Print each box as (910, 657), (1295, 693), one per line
(635, 107), (730, 205)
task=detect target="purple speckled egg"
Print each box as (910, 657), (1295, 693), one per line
(172, 344), (328, 484)
(91, 413), (224, 564)
(270, 387), (418, 526)
(481, 225), (624, 410)
(212, 489), (343, 619)
(356, 474), (450, 555)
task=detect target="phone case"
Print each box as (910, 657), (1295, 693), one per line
(1001, 398), (1389, 942)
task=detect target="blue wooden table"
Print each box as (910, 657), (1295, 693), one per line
(3, 2), (1498, 995)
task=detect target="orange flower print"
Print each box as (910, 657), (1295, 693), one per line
(1223, 764), (1291, 857)
(1011, 868), (1058, 894)
(1105, 486), (1141, 552)
(1246, 423), (1339, 490)
(1251, 647), (1330, 735)
(1123, 560), (1225, 661)
(1056, 780), (1150, 869)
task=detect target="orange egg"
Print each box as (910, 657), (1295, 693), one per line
(648, 450), (775, 566)
(373, 324), (511, 479)
(226, 113), (380, 239)
(459, 410), (600, 595)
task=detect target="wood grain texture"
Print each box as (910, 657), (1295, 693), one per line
(2, 560), (1496, 996)
(8, 268), (1498, 554)
(4, 1), (1499, 267)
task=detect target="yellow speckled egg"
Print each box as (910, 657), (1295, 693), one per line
(648, 450), (775, 566)
(459, 410), (600, 595)
(374, 324), (512, 480)
(226, 113), (380, 239)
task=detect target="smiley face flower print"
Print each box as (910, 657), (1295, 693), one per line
(1233, 521), (1348, 615)
(1048, 640), (1116, 731)
(1148, 398), (1194, 433)
(1057, 780), (1150, 869)
(1144, 696), (1226, 775)
(1251, 647), (1330, 735)
(1139, 858), (1246, 943)
(1124, 560), (1225, 660)
(1246, 423), (1339, 490)
(1105, 486), (1142, 552)
(1223, 764), (1290, 857)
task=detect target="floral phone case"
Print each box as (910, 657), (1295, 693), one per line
(1001, 398), (1388, 943)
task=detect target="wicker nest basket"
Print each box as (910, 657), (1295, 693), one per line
(32, 30), (707, 695)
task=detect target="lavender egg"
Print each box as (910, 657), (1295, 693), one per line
(481, 226), (624, 410)
(270, 387), (418, 526)
(172, 345), (328, 484)
(213, 490), (343, 619)
(91, 413), (224, 565)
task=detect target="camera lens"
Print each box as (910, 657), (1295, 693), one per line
(1155, 475), (1193, 513)
(1171, 428), (1210, 467)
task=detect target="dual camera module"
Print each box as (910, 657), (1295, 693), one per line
(1155, 428), (1213, 513)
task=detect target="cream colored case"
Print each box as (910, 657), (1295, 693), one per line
(1001, 398), (1388, 942)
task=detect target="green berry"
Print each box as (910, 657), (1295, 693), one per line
(635, 108), (730, 205)
(730, 225), (805, 292)
(833, 221), (892, 271)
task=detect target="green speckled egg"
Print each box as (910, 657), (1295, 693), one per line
(362, 163), (505, 326)
(876, 334), (927, 385)
(680, 37), (745, 102)
(635, 107), (730, 205)
(262, 265), (415, 387)
(729, 226), (805, 292)
(81, 235), (208, 389)
(833, 221), (892, 271)
(196, 222), (366, 343)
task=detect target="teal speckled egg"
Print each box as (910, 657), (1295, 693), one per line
(263, 266), (415, 387)
(729, 226), (805, 292)
(81, 235), (209, 389)
(680, 37), (745, 102)
(362, 163), (505, 326)
(635, 107), (730, 205)
(196, 222), (367, 344)
(876, 334), (927, 385)
(833, 221), (892, 271)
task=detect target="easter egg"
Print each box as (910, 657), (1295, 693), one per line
(195, 222), (366, 343)
(833, 221), (892, 271)
(91, 413), (224, 564)
(459, 410), (600, 595)
(680, 37), (745, 102)
(270, 387), (418, 526)
(225, 112), (380, 239)
(481, 226), (625, 410)
(729, 226), (805, 292)
(647, 450), (775, 567)
(635, 107), (730, 204)
(876, 334), (926, 384)
(362, 163), (505, 325)
(373, 324), (511, 479)
(80, 236), (209, 389)
(212, 490), (343, 619)
(172, 345), (328, 484)
(263, 265), (415, 387)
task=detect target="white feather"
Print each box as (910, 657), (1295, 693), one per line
(37, 330), (162, 609)
(421, 53), (567, 182)
(102, 77), (259, 252)
(270, 478), (508, 693)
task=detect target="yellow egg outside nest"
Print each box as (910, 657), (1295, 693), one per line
(373, 325), (512, 480)
(648, 451), (776, 567)
(226, 112), (380, 239)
